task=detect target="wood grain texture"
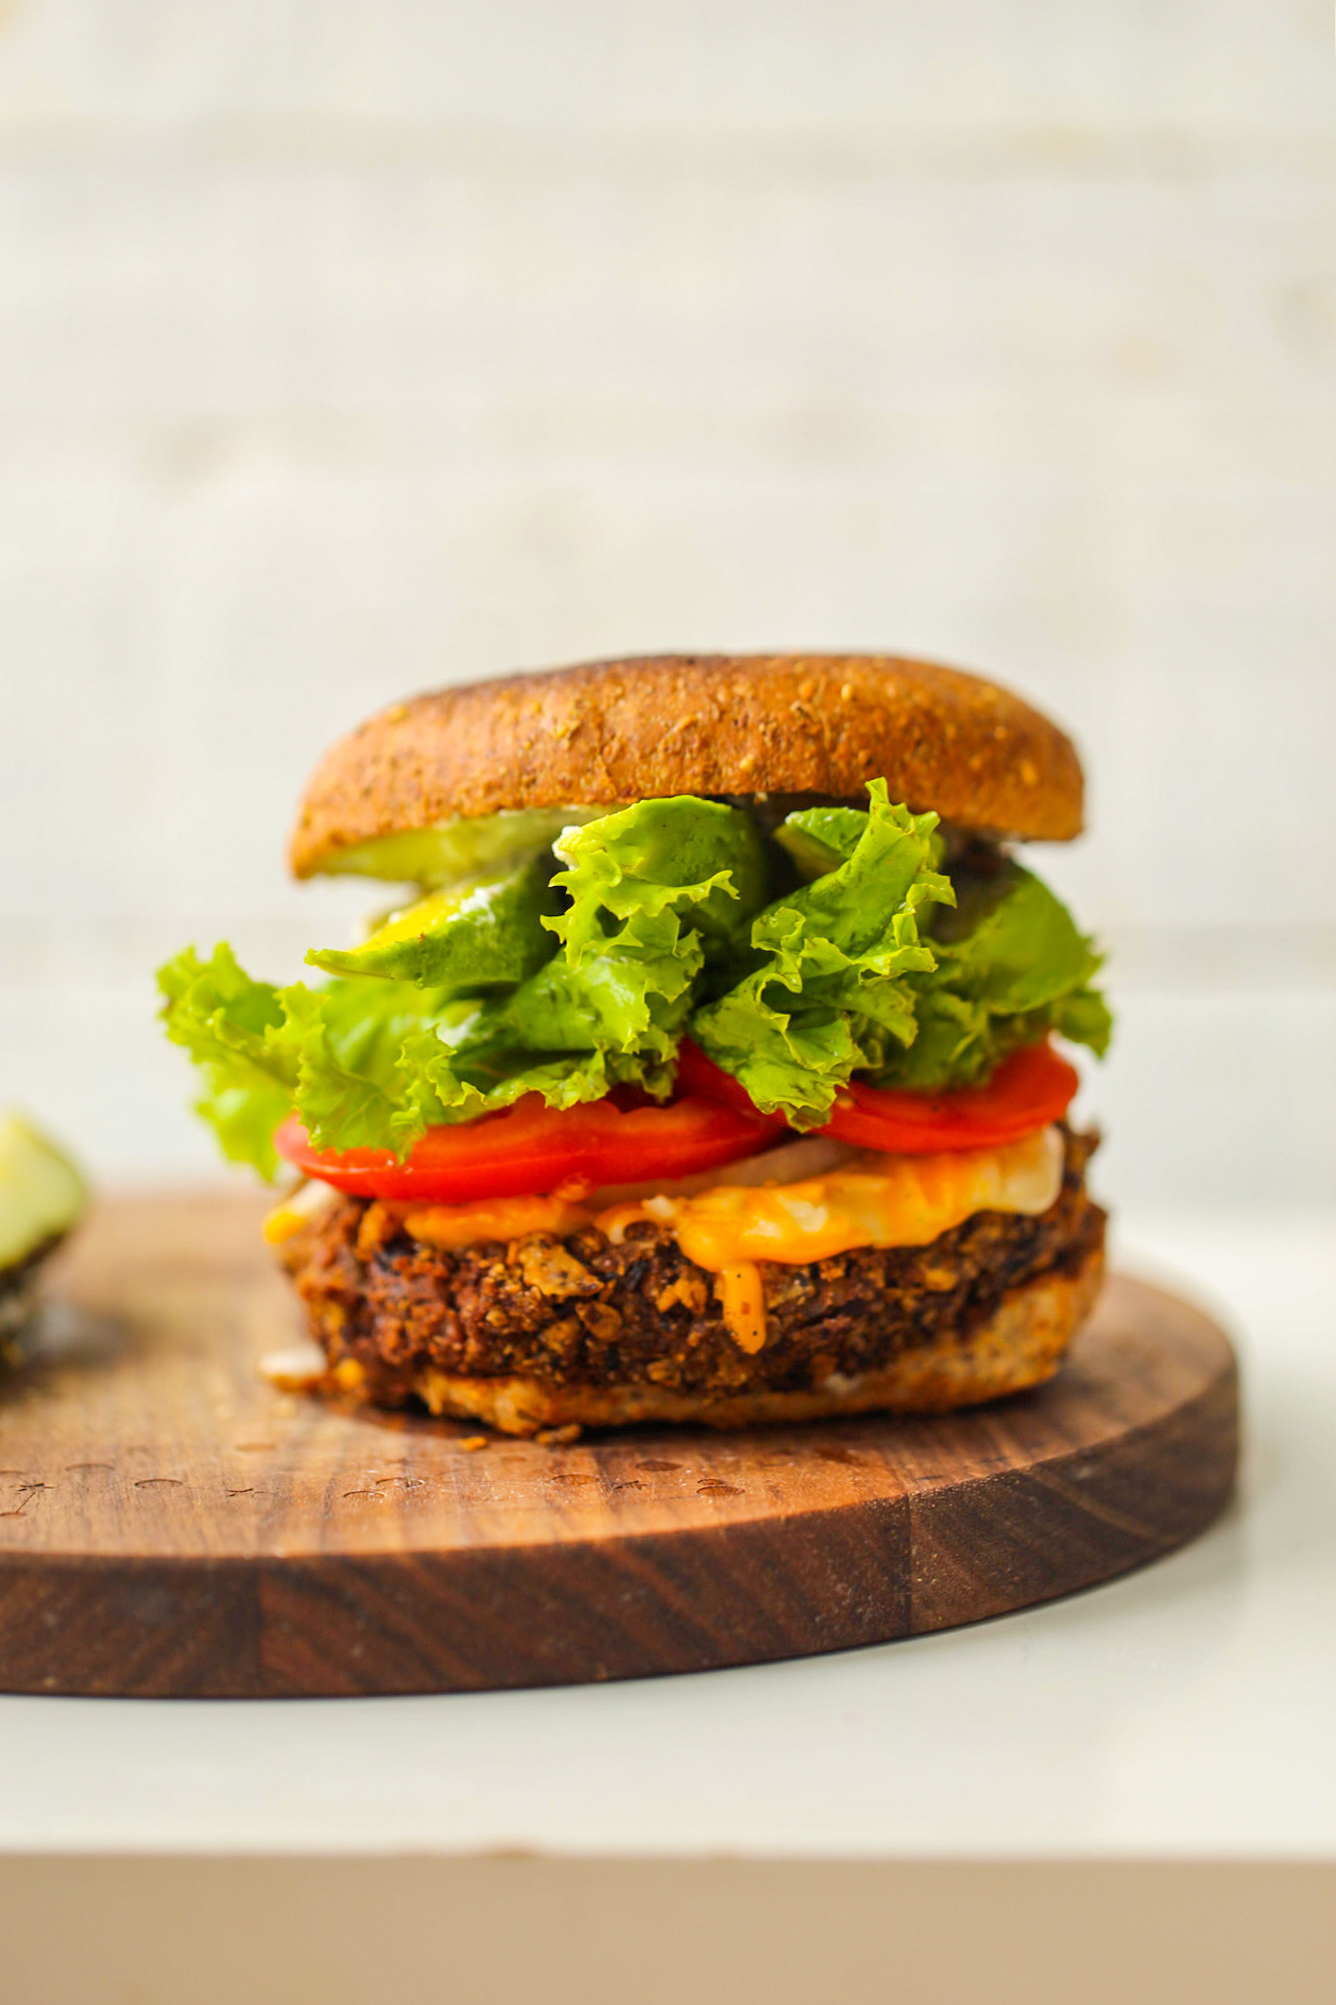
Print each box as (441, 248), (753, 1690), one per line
(0, 1195), (1237, 1697)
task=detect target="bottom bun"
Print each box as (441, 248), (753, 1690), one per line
(361, 1241), (1105, 1437)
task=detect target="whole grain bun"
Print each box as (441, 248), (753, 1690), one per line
(315, 1244), (1104, 1438)
(290, 653), (1084, 875)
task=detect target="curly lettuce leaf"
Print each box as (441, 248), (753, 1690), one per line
(157, 946), (297, 1178)
(688, 784), (954, 1126)
(158, 798), (772, 1166)
(157, 946), (453, 1171)
(304, 854), (561, 991)
(871, 860), (1113, 1090)
(391, 797), (770, 1133)
(388, 1018), (640, 1142)
(271, 977), (453, 1152)
(553, 796), (766, 965)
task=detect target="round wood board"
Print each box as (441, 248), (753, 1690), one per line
(0, 1195), (1237, 1698)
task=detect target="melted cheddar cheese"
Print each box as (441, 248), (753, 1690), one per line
(596, 1125), (1064, 1272)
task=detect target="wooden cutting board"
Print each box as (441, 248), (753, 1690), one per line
(0, 1193), (1237, 1697)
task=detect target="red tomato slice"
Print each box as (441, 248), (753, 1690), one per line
(274, 1092), (785, 1203)
(676, 1036), (1079, 1154)
(820, 1039), (1080, 1153)
(674, 1038), (773, 1117)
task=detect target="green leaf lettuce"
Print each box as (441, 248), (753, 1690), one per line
(158, 797), (770, 1173)
(690, 784), (954, 1126)
(158, 787), (1111, 1174)
(156, 946), (297, 1179)
(875, 859), (1113, 1090)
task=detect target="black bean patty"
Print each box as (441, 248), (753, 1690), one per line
(280, 1130), (1103, 1407)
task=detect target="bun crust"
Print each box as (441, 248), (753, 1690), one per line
(323, 1245), (1103, 1438)
(290, 653), (1084, 875)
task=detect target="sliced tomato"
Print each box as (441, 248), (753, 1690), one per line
(675, 1038), (773, 1117)
(820, 1039), (1080, 1153)
(677, 1035), (1079, 1154)
(274, 1091), (785, 1203)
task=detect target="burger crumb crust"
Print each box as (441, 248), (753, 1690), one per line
(289, 653), (1085, 876)
(279, 1131), (1104, 1435)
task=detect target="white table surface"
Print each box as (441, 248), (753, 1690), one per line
(0, 1210), (1331, 1861)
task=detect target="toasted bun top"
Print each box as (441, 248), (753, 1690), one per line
(289, 653), (1084, 875)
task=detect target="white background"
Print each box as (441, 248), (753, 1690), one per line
(1, 0), (1333, 1210)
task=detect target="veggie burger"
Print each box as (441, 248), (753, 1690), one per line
(159, 653), (1112, 1436)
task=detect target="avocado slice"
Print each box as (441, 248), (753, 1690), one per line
(305, 854), (562, 991)
(0, 1113), (88, 1276)
(312, 807), (608, 891)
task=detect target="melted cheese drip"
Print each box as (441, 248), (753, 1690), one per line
(716, 1264), (768, 1354)
(597, 1123), (1063, 1278)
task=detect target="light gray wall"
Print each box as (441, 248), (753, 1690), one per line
(2, 1), (1333, 1206)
